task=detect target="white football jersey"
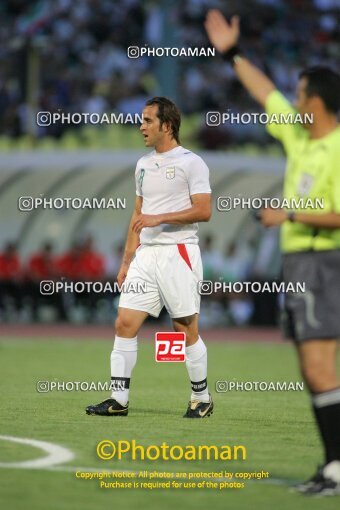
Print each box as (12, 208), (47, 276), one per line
(135, 146), (211, 245)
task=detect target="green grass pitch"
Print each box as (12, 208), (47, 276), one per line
(0, 336), (339, 510)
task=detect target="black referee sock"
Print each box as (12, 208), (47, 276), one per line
(312, 387), (340, 464)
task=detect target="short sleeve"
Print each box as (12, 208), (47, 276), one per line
(186, 156), (211, 196)
(331, 145), (340, 213)
(135, 164), (142, 197)
(265, 90), (304, 154)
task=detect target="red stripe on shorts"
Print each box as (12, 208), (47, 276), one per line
(177, 244), (192, 271)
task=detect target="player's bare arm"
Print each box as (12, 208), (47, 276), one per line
(204, 10), (276, 107)
(260, 208), (340, 229)
(132, 193), (211, 234)
(117, 196), (142, 286)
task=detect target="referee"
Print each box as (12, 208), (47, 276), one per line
(205, 10), (340, 496)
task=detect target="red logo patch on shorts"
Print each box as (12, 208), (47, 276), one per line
(155, 332), (186, 362)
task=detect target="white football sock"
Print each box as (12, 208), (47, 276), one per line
(185, 336), (209, 403)
(323, 461), (340, 483)
(110, 336), (137, 406)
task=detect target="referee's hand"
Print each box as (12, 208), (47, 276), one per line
(260, 208), (287, 227)
(205, 10), (240, 54)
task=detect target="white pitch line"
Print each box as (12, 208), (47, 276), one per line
(0, 437), (298, 487)
(0, 435), (74, 469)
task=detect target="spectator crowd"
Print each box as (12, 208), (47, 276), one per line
(0, 0), (338, 145)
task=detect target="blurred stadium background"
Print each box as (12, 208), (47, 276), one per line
(2, 0), (338, 328)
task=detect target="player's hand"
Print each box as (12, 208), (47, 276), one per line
(117, 265), (129, 287)
(260, 208), (287, 227)
(204, 10), (240, 53)
(132, 214), (162, 234)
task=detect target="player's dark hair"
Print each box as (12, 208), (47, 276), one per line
(299, 66), (340, 114)
(145, 97), (181, 143)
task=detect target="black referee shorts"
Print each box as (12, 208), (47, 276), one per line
(281, 249), (340, 342)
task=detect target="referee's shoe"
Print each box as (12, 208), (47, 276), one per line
(85, 398), (128, 416)
(295, 461), (340, 496)
(183, 394), (214, 418)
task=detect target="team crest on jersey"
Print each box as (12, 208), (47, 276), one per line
(166, 166), (175, 179)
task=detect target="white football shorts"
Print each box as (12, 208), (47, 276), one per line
(118, 244), (203, 318)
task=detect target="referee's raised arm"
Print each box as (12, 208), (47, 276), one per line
(204, 10), (276, 107)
